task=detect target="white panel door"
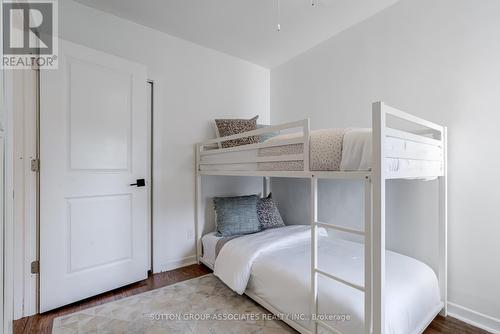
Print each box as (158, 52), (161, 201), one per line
(40, 40), (149, 312)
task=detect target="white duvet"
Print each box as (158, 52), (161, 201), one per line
(214, 225), (314, 294)
(214, 226), (442, 334)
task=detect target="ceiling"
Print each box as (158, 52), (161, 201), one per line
(74, 0), (399, 68)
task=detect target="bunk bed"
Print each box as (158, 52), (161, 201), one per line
(195, 102), (447, 334)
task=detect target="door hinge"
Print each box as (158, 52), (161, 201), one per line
(31, 158), (40, 172)
(30, 55), (40, 71)
(31, 260), (40, 274)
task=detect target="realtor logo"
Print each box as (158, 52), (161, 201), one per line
(2, 0), (58, 69)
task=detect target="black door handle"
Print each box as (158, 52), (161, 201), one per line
(130, 179), (146, 187)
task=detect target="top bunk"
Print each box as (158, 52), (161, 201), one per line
(196, 102), (446, 180)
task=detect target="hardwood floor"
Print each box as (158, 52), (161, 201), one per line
(13, 264), (488, 334)
(14, 264), (211, 334)
(426, 316), (490, 334)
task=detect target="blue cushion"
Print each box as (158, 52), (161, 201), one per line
(214, 195), (260, 237)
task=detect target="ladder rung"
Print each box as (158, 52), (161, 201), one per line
(316, 319), (344, 334)
(315, 268), (365, 292)
(315, 221), (365, 236)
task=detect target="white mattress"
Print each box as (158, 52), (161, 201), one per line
(248, 237), (440, 333)
(212, 226), (442, 334)
(200, 128), (442, 176)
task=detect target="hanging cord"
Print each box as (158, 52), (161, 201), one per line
(275, 0), (317, 32)
(276, 0), (281, 32)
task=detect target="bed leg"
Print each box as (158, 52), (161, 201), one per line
(262, 177), (271, 197)
(372, 102), (386, 334)
(364, 176), (373, 334)
(438, 127), (448, 317)
(195, 144), (202, 264)
(310, 177), (318, 334)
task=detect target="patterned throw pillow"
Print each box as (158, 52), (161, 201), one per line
(215, 116), (259, 148)
(213, 195), (260, 237)
(257, 194), (285, 230)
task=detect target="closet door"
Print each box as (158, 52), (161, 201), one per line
(40, 40), (149, 312)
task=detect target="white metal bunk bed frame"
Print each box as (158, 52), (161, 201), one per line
(195, 101), (448, 334)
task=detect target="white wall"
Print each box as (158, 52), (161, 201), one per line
(271, 0), (500, 330)
(58, 1), (270, 272)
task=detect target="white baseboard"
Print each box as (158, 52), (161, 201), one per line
(447, 302), (500, 334)
(155, 255), (197, 273)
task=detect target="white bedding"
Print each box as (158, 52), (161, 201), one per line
(201, 232), (222, 266)
(214, 226), (313, 294)
(214, 226), (442, 334)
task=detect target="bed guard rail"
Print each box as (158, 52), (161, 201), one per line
(373, 101), (446, 180)
(196, 118), (311, 173)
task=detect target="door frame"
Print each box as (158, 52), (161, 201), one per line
(13, 70), (155, 317)
(147, 80), (154, 274)
(3, 70), (15, 334)
(3, 57), (17, 334)
(12, 69), (38, 319)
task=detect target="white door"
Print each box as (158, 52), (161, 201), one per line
(40, 40), (149, 312)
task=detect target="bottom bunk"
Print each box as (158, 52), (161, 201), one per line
(200, 225), (443, 334)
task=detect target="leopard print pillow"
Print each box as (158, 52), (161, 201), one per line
(215, 116), (259, 148)
(257, 193), (285, 230)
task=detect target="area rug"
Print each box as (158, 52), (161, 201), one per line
(52, 274), (295, 333)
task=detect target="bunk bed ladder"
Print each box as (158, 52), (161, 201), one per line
(311, 176), (372, 334)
